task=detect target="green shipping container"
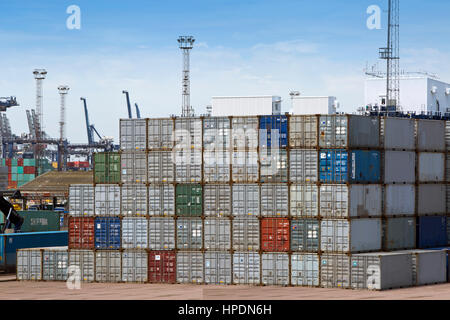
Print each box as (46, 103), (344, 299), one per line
(11, 174), (17, 182)
(11, 167), (17, 174)
(176, 184), (203, 217)
(11, 159), (17, 166)
(17, 211), (61, 233)
(24, 174), (35, 181)
(23, 159), (36, 166)
(94, 152), (121, 184)
(17, 167), (23, 174)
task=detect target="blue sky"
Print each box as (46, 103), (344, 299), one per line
(1, 0), (450, 143)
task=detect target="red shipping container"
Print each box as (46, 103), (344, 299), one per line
(8, 166), (11, 173)
(17, 158), (23, 166)
(261, 218), (290, 252)
(148, 251), (176, 284)
(80, 161), (90, 168)
(69, 217), (95, 249)
(8, 181), (17, 189)
(8, 174), (11, 182)
(24, 166), (35, 174)
(5, 159), (11, 166)
(67, 162), (75, 168)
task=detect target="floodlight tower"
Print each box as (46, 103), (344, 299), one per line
(379, 0), (400, 110)
(58, 85), (70, 143)
(33, 69), (47, 138)
(178, 36), (195, 117)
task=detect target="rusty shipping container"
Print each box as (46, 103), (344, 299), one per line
(69, 217), (95, 249)
(148, 250), (176, 284)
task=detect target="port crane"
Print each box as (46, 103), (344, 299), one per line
(0, 97), (19, 112)
(123, 90), (142, 118)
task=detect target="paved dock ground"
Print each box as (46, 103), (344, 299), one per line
(0, 277), (450, 300)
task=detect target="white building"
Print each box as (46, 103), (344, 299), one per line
(365, 76), (450, 113)
(211, 96), (281, 117)
(290, 96), (337, 115)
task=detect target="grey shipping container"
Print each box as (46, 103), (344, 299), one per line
(398, 250), (447, 286)
(148, 151), (174, 183)
(203, 117), (231, 150)
(177, 252), (204, 284)
(233, 252), (260, 285)
(261, 184), (288, 217)
(17, 248), (42, 281)
(231, 116), (258, 150)
(232, 151), (258, 183)
(121, 151), (147, 184)
(290, 185), (319, 218)
(417, 184), (446, 215)
(94, 184), (120, 216)
(320, 219), (382, 253)
(383, 151), (415, 184)
(446, 120), (450, 151)
(95, 251), (121, 283)
(260, 149), (288, 183)
(121, 184), (147, 217)
(204, 185), (231, 217)
(350, 252), (413, 290)
(204, 218), (231, 251)
(232, 217), (260, 251)
(122, 217), (148, 249)
(320, 253), (351, 288)
(418, 153), (445, 182)
(148, 118), (174, 150)
(319, 185), (382, 218)
(291, 219), (320, 252)
(291, 253), (319, 287)
(43, 247), (69, 281)
(68, 249), (95, 282)
(416, 119), (445, 152)
(174, 117), (202, 149)
(203, 150), (230, 183)
(148, 185), (175, 216)
(232, 184), (260, 216)
(174, 149), (202, 183)
(289, 149), (318, 183)
(176, 218), (202, 250)
(319, 115), (380, 148)
(149, 217), (175, 250)
(204, 252), (232, 284)
(122, 250), (148, 283)
(261, 253), (289, 286)
(289, 115), (318, 148)
(120, 118), (147, 151)
(383, 185), (415, 217)
(383, 217), (416, 250)
(69, 185), (94, 217)
(447, 154), (450, 182)
(380, 117), (415, 150)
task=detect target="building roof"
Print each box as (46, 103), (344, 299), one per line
(18, 171), (93, 199)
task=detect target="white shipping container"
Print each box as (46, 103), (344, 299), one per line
(69, 185), (94, 217)
(121, 152), (147, 184)
(204, 252), (232, 285)
(122, 217), (148, 249)
(204, 218), (231, 251)
(261, 184), (288, 217)
(203, 150), (230, 183)
(350, 252), (413, 290)
(383, 151), (416, 184)
(289, 149), (318, 183)
(291, 96), (336, 115)
(232, 151), (258, 183)
(212, 96), (281, 117)
(204, 185), (231, 217)
(416, 119), (445, 152)
(231, 117), (258, 150)
(290, 185), (319, 218)
(418, 153), (445, 182)
(120, 119), (147, 151)
(177, 252), (204, 284)
(321, 219), (382, 253)
(42, 247), (69, 281)
(148, 151), (174, 183)
(94, 185), (120, 216)
(122, 250), (148, 283)
(174, 118), (202, 149)
(289, 115), (318, 148)
(232, 184), (260, 216)
(383, 185), (415, 216)
(148, 185), (175, 216)
(149, 217), (175, 250)
(380, 118), (415, 150)
(320, 254), (351, 288)
(174, 149), (202, 183)
(176, 218), (203, 250)
(203, 117), (231, 150)
(417, 184), (446, 215)
(233, 252), (261, 285)
(261, 253), (289, 286)
(291, 253), (319, 287)
(232, 217), (260, 251)
(319, 185), (382, 218)
(95, 251), (121, 283)
(121, 184), (147, 217)
(68, 250), (95, 282)
(17, 249), (42, 281)
(148, 118), (173, 150)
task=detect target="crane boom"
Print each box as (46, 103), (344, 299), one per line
(122, 91), (132, 119)
(135, 103), (141, 118)
(81, 97), (94, 145)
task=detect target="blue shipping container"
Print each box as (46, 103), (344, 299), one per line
(417, 216), (447, 249)
(94, 217), (121, 249)
(259, 115), (288, 148)
(0, 231), (68, 272)
(319, 149), (380, 183)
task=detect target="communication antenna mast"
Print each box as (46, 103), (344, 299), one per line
(178, 36), (195, 117)
(379, 0), (400, 110)
(33, 69), (47, 137)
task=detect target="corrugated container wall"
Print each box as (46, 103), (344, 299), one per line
(176, 184), (202, 217)
(94, 217), (121, 250)
(418, 153), (445, 182)
(232, 184), (260, 216)
(203, 117), (231, 151)
(69, 185), (94, 217)
(94, 185), (120, 216)
(401, 250), (447, 286)
(69, 217), (95, 249)
(290, 185), (319, 218)
(259, 115), (288, 148)
(177, 252), (203, 284)
(260, 184), (289, 217)
(232, 217), (260, 251)
(148, 250), (176, 284)
(121, 184), (147, 217)
(120, 119), (147, 151)
(122, 250), (148, 283)
(42, 248), (68, 281)
(289, 115), (318, 148)
(416, 119), (445, 152)
(261, 218), (290, 252)
(68, 250), (95, 282)
(94, 152), (121, 184)
(149, 217), (175, 250)
(204, 252), (232, 284)
(149, 185), (175, 216)
(204, 185), (231, 217)
(121, 151), (147, 184)
(122, 217), (148, 249)
(289, 150), (318, 183)
(383, 151), (415, 184)
(232, 151), (258, 182)
(174, 149), (202, 183)
(231, 117), (258, 150)
(176, 218), (203, 250)
(261, 253), (289, 286)
(95, 251), (121, 283)
(174, 118), (202, 149)
(148, 151), (174, 183)
(291, 253), (319, 287)
(17, 249), (42, 281)
(417, 184), (446, 215)
(380, 118), (415, 150)
(203, 150), (230, 183)
(204, 218), (231, 251)
(291, 219), (320, 252)
(260, 149), (288, 183)
(417, 216), (447, 249)
(148, 118), (174, 150)
(383, 217), (416, 250)
(320, 254), (351, 288)
(233, 252), (260, 285)
(383, 185), (416, 217)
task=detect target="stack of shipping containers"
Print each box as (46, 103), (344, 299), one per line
(17, 114), (450, 290)
(0, 158), (37, 189)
